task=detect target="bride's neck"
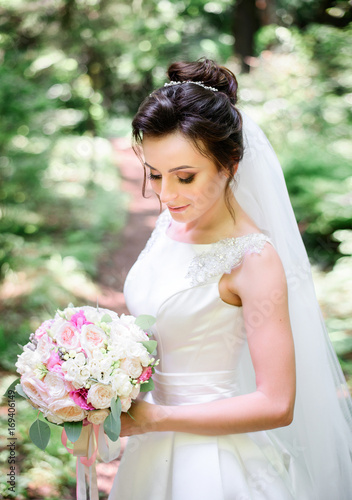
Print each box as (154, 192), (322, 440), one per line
(169, 194), (256, 244)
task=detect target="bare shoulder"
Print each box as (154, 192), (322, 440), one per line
(227, 239), (287, 305)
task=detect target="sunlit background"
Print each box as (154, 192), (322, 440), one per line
(0, 1), (351, 498)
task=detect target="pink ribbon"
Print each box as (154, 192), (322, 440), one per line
(61, 424), (121, 500)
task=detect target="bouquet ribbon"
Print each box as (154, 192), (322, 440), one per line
(61, 424), (121, 500)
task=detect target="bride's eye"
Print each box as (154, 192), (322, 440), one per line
(178, 175), (195, 184)
(148, 172), (162, 181)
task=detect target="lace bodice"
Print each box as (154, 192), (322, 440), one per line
(137, 210), (272, 286)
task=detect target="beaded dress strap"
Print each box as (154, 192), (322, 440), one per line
(185, 233), (272, 286)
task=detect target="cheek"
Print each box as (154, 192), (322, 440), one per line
(193, 175), (226, 203)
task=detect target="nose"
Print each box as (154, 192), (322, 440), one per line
(159, 178), (177, 204)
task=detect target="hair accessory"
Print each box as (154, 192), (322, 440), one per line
(164, 81), (218, 92)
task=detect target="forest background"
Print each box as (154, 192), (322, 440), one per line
(0, 0), (351, 499)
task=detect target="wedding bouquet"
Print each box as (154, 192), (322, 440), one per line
(12, 305), (157, 449)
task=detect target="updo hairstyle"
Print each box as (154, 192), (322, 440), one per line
(132, 59), (243, 217)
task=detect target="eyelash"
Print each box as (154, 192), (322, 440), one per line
(148, 173), (195, 184)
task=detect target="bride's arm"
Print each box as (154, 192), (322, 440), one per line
(120, 244), (296, 436)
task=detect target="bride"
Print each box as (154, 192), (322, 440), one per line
(108, 59), (352, 499)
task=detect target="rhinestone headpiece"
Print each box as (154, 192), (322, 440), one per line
(164, 81), (218, 92)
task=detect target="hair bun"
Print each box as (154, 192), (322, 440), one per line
(167, 58), (238, 105)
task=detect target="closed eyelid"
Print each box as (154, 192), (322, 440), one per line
(145, 162), (196, 173)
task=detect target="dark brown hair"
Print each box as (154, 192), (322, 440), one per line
(132, 58), (243, 218)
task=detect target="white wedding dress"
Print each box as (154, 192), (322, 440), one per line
(108, 209), (310, 500)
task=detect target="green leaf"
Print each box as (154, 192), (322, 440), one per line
(140, 379), (155, 392)
(4, 378), (20, 397)
(64, 421), (83, 443)
(140, 340), (157, 354)
(101, 313), (112, 323)
(104, 412), (121, 442)
(110, 397), (122, 422)
(135, 315), (156, 330)
(15, 384), (28, 399)
(29, 419), (51, 450)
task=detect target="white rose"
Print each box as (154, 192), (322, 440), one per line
(97, 356), (114, 373)
(120, 357), (143, 379)
(108, 337), (131, 360)
(130, 384), (140, 400)
(49, 396), (86, 422)
(112, 372), (133, 398)
(128, 324), (149, 342)
(69, 366), (90, 388)
(79, 366), (91, 380)
(86, 409), (110, 425)
(62, 359), (80, 381)
(44, 372), (67, 399)
(88, 359), (101, 379)
(118, 314), (136, 326)
(92, 350), (104, 361)
(16, 348), (41, 374)
(74, 352), (86, 367)
(120, 397), (132, 412)
(87, 383), (116, 409)
(139, 350), (151, 367)
(96, 371), (112, 385)
(126, 343), (146, 358)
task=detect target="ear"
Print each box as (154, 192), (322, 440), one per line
(224, 162), (239, 178)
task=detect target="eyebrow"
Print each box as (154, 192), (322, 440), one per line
(145, 162), (196, 173)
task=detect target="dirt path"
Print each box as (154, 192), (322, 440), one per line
(95, 138), (160, 496)
(95, 137), (160, 314)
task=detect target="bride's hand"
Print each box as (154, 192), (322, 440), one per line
(120, 399), (170, 436)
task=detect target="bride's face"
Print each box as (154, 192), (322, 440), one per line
(142, 132), (229, 223)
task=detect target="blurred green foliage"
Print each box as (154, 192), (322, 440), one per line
(0, 2), (351, 498)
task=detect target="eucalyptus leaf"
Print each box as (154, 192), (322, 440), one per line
(140, 379), (155, 392)
(110, 397), (122, 422)
(29, 419), (51, 450)
(15, 384), (28, 399)
(101, 313), (112, 323)
(4, 378), (20, 397)
(135, 315), (156, 330)
(64, 421), (83, 443)
(104, 413), (121, 442)
(140, 340), (157, 354)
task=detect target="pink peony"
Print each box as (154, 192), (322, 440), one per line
(138, 366), (152, 383)
(70, 310), (92, 332)
(70, 388), (95, 410)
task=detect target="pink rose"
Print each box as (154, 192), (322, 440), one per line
(35, 319), (54, 339)
(21, 374), (48, 409)
(70, 388), (95, 410)
(80, 324), (106, 355)
(70, 310), (92, 332)
(56, 323), (81, 350)
(36, 335), (54, 363)
(138, 366), (152, 383)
